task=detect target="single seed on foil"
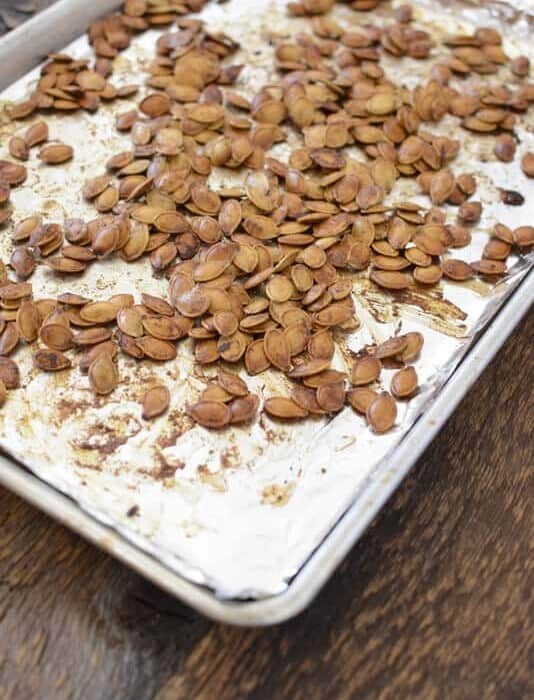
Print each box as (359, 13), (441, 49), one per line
(142, 385), (170, 419)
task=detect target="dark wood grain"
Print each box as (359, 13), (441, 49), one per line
(1, 309), (531, 700)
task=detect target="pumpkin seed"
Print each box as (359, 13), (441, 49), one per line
(34, 349), (71, 371)
(316, 382), (346, 412)
(24, 122), (49, 147)
(521, 153), (534, 178)
(16, 300), (40, 342)
(218, 370), (248, 397)
(142, 385), (170, 419)
(230, 394), (260, 424)
(188, 400), (231, 429)
(351, 356), (381, 386)
(136, 336), (177, 361)
(264, 397), (309, 419)
(391, 366), (418, 399)
(367, 391), (397, 433)
(40, 323), (74, 351)
(0, 357), (20, 388)
(88, 352), (117, 395)
(39, 143), (73, 164)
(264, 328), (291, 371)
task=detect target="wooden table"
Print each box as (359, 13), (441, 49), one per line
(0, 4), (532, 699)
(1, 308), (531, 700)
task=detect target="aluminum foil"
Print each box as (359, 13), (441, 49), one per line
(0, 0), (532, 599)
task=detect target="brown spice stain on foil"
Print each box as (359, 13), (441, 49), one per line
(354, 278), (468, 338)
(261, 481), (295, 507)
(71, 415), (141, 455)
(220, 445), (240, 470)
(198, 465), (228, 492)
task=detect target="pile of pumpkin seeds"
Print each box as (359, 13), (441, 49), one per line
(1, 0), (533, 433)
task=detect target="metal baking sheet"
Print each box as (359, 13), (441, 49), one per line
(0, 0), (532, 623)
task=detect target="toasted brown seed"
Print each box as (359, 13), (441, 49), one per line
(142, 385), (170, 420)
(351, 356), (381, 386)
(483, 238), (511, 260)
(521, 153), (534, 178)
(188, 400), (231, 429)
(245, 339), (271, 375)
(16, 300), (40, 342)
(34, 349), (71, 371)
(139, 93), (171, 117)
(0, 182), (9, 205)
(230, 394), (260, 424)
(143, 316), (191, 340)
(391, 366), (418, 399)
(213, 310), (238, 336)
(308, 329), (334, 360)
(316, 382), (345, 413)
(514, 226), (534, 247)
(80, 301), (118, 324)
(174, 286), (210, 317)
(10, 247), (35, 279)
(405, 247), (431, 267)
(73, 327), (112, 346)
(45, 257), (87, 273)
(291, 385), (325, 414)
(0, 378), (6, 406)
(374, 336), (408, 359)
(367, 391), (397, 433)
(83, 174), (112, 200)
(264, 328), (291, 371)
(397, 332), (424, 363)
(264, 396), (309, 419)
(458, 201), (482, 223)
(9, 136), (29, 161)
(136, 336), (176, 361)
(40, 323), (73, 351)
(494, 134), (516, 162)
(0, 161), (27, 185)
(314, 302), (354, 327)
(141, 293), (174, 317)
(492, 223), (514, 244)
(471, 259), (506, 275)
(88, 352), (117, 395)
(413, 264), (443, 285)
(284, 321), (309, 357)
(371, 270), (411, 290)
(0, 357), (20, 388)
(288, 358), (330, 379)
(0, 324), (19, 356)
(511, 55), (530, 77)
(24, 121), (49, 147)
(202, 384), (234, 403)
(347, 387), (378, 414)
(219, 199), (242, 235)
(218, 370), (248, 397)
(39, 143), (73, 164)
(430, 170), (455, 205)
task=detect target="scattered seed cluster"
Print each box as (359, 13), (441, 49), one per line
(0, 0), (532, 432)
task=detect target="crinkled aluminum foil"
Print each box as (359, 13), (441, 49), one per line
(0, 0), (532, 598)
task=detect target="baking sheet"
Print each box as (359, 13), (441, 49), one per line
(0, 0), (532, 600)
